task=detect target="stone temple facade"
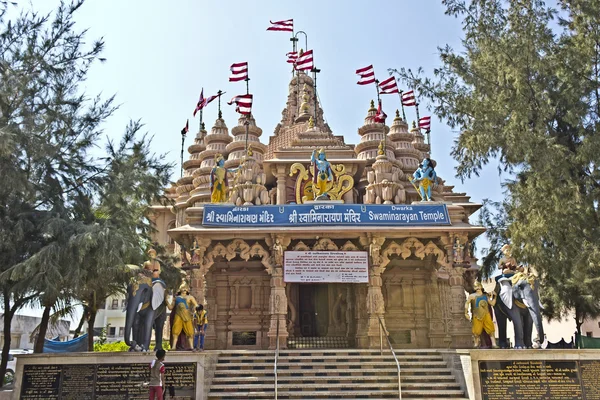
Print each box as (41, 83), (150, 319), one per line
(150, 71), (484, 350)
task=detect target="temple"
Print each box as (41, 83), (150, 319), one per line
(151, 71), (484, 350)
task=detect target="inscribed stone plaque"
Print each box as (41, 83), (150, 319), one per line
(20, 364), (61, 400)
(60, 364), (95, 400)
(95, 363), (147, 399)
(479, 360), (582, 400)
(580, 360), (600, 399)
(164, 363), (196, 399)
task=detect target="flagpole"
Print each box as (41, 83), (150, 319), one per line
(413, 92), (430, 155)
(375, 80), (385, 155)
(245, 78), (250, 153)
(180, 130), (186, 178)
(294, 31), (308, 118)
(311, 66), (321, 125)
(199, 109), (203, 131)
(398, 89), (407, 121)
(217, 90), (223, 118)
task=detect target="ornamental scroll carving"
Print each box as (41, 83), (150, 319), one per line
(340, 240), (359, 251)
(292, 241), (310, 251)
(381, 237), (449, 268)
(313, 238), (338, 251)
(200, 240), (275, 276)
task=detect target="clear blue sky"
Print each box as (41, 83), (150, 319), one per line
(16, 0), (508, 250)
(11, 1), (509, 319)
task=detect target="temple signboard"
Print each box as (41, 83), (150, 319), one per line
(203, 203), (451, 227)
(284, 251), (369, 283)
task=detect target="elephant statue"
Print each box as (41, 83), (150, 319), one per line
(493, 275), (544, 348)
(124, 274), (168, 351)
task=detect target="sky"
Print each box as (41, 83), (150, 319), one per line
(9, 0), (508, 319)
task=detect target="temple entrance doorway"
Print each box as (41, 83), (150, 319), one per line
(298, 283), (329, 337)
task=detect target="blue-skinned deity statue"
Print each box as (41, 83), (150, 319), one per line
(411, 158), (437, 201)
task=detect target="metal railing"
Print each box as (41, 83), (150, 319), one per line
(378, 316), (402, 400)
(274, 317), (280, 400)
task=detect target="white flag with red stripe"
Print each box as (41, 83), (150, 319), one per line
(419, 116), (431, 130)
(374, 100), (387, 124)
(229, 62), (248, 82)
(401, 90), (417, 106)
(356, 65), (375, 85)
(228, 94), (253, 115)
(378, 77), (399, 94)
(295, 50), (314, 71)
(267, 19), (293, 32)
(286, 51), (298, 64)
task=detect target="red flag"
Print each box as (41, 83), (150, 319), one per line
(356, 65), (376, 85)
(374, 100), (387, 123)
(267, 19), (293, 32)
(228, 94), (253, 115)
(193, 89), (205, 117)
(295, 50), (314, 71)
(181, 119), (189, 135)
(229, 62), (248, 82)
(419, 116), (431, 130)
(401, 90), (417, 106)
(286, 51), (298, 64)
(378, 77), (399, 94)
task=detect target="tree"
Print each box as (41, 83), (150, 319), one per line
(74, 121), (172, 351)
(392, 0), (600, 337)
(0, 0), (114, 380)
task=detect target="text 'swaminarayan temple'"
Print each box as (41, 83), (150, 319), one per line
(151, 71), (484, 350)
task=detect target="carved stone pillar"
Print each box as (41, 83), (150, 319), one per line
(275, 166), (287, 205)
(267, 266), (288, 349)
(190, 269), (205, 305)
(266, 234), (289, 349)
(362, 264), (386, 348)
(426, 268), (446, 347)
(448, 266), (472, 347)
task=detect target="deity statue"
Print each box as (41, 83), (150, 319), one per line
(272, 238), (284, 266)
(465, 281), (497, 348)
(452, 237), (465, 264)
(311, 148), (334, 200)
(378, 139), (385, 156)
(143, 248), (161, 281)
(410, 158), (437, 201)
(210, 154), (244, 203)
(167, 282), (198, 350)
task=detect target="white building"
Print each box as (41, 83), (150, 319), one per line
(93, 294), (128, 342)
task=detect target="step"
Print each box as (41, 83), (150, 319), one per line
(212, 374), (457, 383)
(215, 361), (448, 368)
(211, 381), (462, 390)
(207, 389), (466, 398)
(218, 354), (444, 361)
(213, 367), (454, 375)
(217, 349), (441, 354)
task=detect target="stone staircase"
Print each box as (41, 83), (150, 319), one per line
(207, 349), (468, 399)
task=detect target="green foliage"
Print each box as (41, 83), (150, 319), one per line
(93, 340), (170, 352)
(0, 0), (173, 370)
(393, 0), (600, 334)
(151, 341), (171, 351)
(94, 341), (130, 352)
